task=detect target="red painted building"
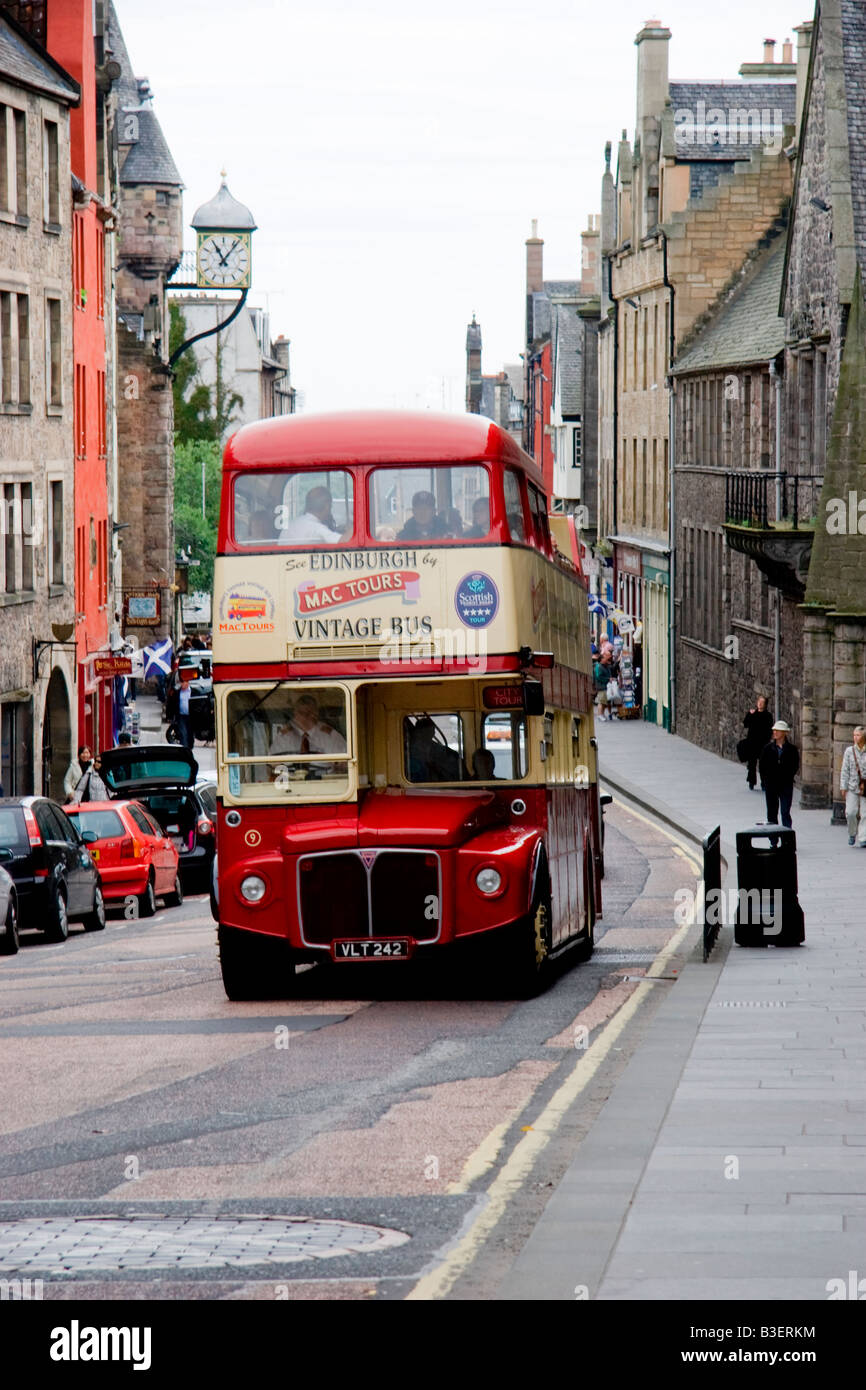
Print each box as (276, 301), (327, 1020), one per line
(47, 2), (114, 751)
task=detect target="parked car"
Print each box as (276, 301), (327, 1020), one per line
(0, 863), (19, 954)
(64, 801), (182, 917)
(0, 797), (105, 940)
(196, 779), (217, 819)
(97, 746), (215, 891)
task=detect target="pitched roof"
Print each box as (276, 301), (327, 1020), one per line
(672, 236), (786, 374)
(0, 12), (78, 103)
(553, 302), (584, 414)
(105, 0), (139, 114)
(668, 80), (796, 161)
(119, 105), (183, 187)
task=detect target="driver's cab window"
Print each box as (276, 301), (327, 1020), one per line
(404, 714), (465, 783)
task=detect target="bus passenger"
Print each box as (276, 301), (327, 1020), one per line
(464, 497), (490, 538)
(279, 486), (345, 545)
(406, 716), (462, 782)
(397, 491), (449, 542)
(272, 695), (347, 755)
(471, 748), (497, 780)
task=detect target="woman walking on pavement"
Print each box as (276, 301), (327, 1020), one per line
(840, 725), (866, 846)
(743, 695), (773, 790)
(759, 720), (799, 829)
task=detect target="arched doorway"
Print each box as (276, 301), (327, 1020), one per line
(43, 669), (71, 800)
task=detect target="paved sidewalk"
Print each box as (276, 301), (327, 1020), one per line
(500, 719), (866, 1301)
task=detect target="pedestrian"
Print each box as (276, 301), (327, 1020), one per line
(116, 730), (132, 748)
(840, 725), (866, 846)
(70, 753), (109, 805)
(759, 720), (800, 830)
(742, 695), (773, 790)
(64, 745), (92, 801)
(174, 672), (193, 747)
(594, 650), (614, 721)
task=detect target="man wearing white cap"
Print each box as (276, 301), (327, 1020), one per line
(758, 720), (800, 829)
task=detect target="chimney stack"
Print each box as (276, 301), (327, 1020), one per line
(580, 213), (601, 298)
(763, 38), (776, 63)
(525, 219), (544, 295)
(782, 37), (793, 63)
(635, 19), (671, 132)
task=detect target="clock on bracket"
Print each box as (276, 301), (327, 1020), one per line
(191, 174), (257, 291)
(196, 230), (251, 289)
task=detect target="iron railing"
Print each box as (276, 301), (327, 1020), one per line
(724, 472), (823, 530)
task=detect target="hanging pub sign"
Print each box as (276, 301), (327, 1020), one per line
(124, 591), (161, 626)
(93, 656), (133, 677)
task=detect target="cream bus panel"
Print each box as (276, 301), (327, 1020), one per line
(214, 547), (589, 675)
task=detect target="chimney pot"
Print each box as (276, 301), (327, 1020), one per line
(763, 38), (776, 62)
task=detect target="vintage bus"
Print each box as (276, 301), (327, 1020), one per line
(212, 411), (604, 999)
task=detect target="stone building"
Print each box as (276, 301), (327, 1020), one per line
(671, 230), (820, 757)
(107, 0), (182, 644)
(523, 216), (599, 524)
(782, 1), (866, 818)
(169, 296), (294, 442)
(0, 8), (79, 796)
(598, 20), (798, 728)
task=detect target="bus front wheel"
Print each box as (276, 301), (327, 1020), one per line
(499, 888), (552, 999)
(218, 925), (298, 1001)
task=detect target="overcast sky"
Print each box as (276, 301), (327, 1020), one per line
(118, 0), (810, 414)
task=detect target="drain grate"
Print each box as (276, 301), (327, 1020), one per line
(0, 1215), (410, 1273)
(714, 1000), (787, 1008)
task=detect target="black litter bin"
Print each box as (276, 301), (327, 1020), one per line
(734, 825), (805, 946)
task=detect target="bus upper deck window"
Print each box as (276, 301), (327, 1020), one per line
(368, 465), (490, 543)
(528, 486), (551, 552)
(503, 470), (527, 543)
(233, 470), (354, 546)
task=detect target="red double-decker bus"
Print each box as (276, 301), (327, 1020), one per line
(212, 410), (604, 998)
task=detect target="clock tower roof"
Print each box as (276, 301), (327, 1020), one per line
(192, 176), (257, 232)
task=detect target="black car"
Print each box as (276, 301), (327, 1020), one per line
(0, 797), (105, 940)
(98, 745), (215, 891)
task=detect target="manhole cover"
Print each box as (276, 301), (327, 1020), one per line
(0, 1215), (410, 1273)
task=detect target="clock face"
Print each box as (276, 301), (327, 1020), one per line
(196, 232), (251, 289)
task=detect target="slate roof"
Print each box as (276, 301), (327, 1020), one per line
(119, 105), (183, 187)
(672, 236), (786, 374)
(0, 13), (78, 103)
(543, 279), (580, 298)
(669, 80), (796, 161)
(529, 290), (550, 343)
(105, 1), (139, 114)
(553, 302), (584, 414)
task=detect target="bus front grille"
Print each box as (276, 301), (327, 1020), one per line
(298, 850), (440, 945)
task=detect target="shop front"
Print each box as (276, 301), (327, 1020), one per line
(643, 559), (670, 729)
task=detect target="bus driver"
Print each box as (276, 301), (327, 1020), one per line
(271, 694), (347, 755)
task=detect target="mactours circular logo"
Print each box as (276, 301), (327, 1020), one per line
(455, 571), (499, 628)
(218, 581), (275, 634)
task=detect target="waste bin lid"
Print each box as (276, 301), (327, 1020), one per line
(736, 824), (797, 851)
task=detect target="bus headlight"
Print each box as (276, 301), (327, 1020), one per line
(240, 875), (267, 903)
(475, 867), (502, 896)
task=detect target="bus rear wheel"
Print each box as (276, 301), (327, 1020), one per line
(218, 925), (298, 1001)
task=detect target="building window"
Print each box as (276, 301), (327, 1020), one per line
(572, 418), (582, 467)
(98, 517), (108, 606)
(0, 105), (27, 216)
(50, 480), (63, 585)
(4, 483), (16, 591)
(42, 119), (59, 226)
(0, 292), (12, 402)
(89, 516), (97, 574)
(74, 363), (86, 456)
(46, 298), (61, 406)
(20, 482), (32, 590)
(76, 522), (85, 610)
(16, 295), (29, 404)
(96, 368), (106, 456)
(813, 348), (827, 474)
(73, 213), (85, 309)
(95, 224), (105, 319)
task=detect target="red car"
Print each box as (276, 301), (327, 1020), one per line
(64, 801), (183, 917)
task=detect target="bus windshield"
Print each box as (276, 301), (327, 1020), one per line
(369, 465), (490, 542)
(225, 685), (350, 796)
(233, 470), (354, 546)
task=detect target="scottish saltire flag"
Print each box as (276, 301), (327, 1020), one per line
(588, 593), (608, 616)
(143, 637), (173, 679)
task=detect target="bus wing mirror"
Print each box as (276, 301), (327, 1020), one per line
(523, 681), (545, 716)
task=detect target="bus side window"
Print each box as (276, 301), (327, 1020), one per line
(503, 470), (527, 543)
(480, 712), (528, 780)
(528, 486), (552, 554)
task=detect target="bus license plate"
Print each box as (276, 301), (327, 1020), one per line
(331, 938), (411, 962)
